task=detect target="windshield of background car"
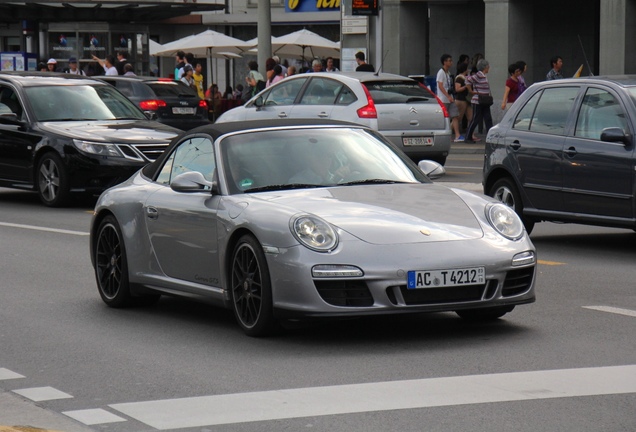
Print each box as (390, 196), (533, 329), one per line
(220, 127), (428, 194)
(26, 84), (145, 121)
(363, 80), (437, 105)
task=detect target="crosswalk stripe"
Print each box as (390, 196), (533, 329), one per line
(0, 222), (88, 236)
(583, 305), (636, 318)
(110, 365), (636, 430)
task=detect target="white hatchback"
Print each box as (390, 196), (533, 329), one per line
(216, 72), (452, 165)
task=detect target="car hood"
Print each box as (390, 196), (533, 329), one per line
(255, 183), (484, 244)
(38, 120), (179, 143)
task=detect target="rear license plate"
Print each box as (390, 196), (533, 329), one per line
(407, 267), (485, 289)
(403, 136), (433, 146)
(172, 107), (196, 114)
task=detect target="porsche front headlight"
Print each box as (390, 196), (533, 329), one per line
(486, 203), (524, 240)
(291, 215), (338, 252)
(74, 139), (123, 157)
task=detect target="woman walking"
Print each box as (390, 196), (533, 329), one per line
(465, 59), (493, 143)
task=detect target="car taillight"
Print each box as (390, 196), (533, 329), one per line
(139, 100), (167, 111)
(357, 84), (377, 119)
(418, 82), (449, 118)
(199, 100), (208, 109)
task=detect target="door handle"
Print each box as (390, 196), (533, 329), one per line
(510, 140), (521, 150)
(564, 147), (577, 156)
(318, 112), (329, 118)
(146, 206), (158, 220)
(278, 112), (288, 118)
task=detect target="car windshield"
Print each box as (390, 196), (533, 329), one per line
(25, 84), (146, 121)
(363, 81), (437, 104)
(221, 127), (429, 194)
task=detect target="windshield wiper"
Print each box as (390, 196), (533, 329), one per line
(244, 183), (325, 193)
(337, 179), (410, 186)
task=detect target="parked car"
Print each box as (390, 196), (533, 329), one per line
(484, 75), (636, 234)
(0, 72), (180, 206)
(96, 75), (211, 131)
(216, 72), (452, 165)
(90, 119), (536, 337)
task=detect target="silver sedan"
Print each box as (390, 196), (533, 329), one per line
(90, 120), (536, 336)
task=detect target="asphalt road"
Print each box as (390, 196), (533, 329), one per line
(1, 187), (635, 432)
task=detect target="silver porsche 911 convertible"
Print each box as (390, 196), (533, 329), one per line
(90, 119), (536, 336)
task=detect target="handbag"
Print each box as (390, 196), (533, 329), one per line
(478, 94), (493, 106)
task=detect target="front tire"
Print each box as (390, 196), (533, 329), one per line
(37, 152), (70, 207)
(488, 177), (534, 234)
(230, 234), (276, 337)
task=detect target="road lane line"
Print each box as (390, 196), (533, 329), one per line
(0, 222), (88, 236)
(538, 259), (565, 266)
(583, 306), (636, 318)
(110, 365), (636, 430)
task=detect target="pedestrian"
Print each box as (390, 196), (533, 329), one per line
(355, 51), (374, 72)
(192, 62), (205, 99)
(233, 84), (244, 100)
(123, 63), (136, 76)
(436, 54), (463, 142)
(38, 62), (47, 72)
(465, 58), (493, 143)
(91, 54), (118, 75)
(470, 53), (484, 75)
(115, 50), (129, 75)
(245, 60), (265, 98)
(179, 52), (194, 80)
(272, 55), (287, 77)
(546, 55), (563, 80)
(516, 60), (528, 95)
(180, 64), (195, 90)
(269, 65), (284, 86)
(500, 63), (522, 111)
(286, 65), (297, 77)
(205, 83), (222, 101)
(223, 85), (233, 100)
(46, 58), (58, 72)
(174, 50), (186, 80)
(265, 57), (277, 87)
(64, 57), (85, 75)
(454, 62), (472, 136)
(325, 57), (339, 72)
(306, 59), (323, 73)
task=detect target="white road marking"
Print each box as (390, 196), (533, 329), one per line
(63, 408), (127, 425)
(110, 365), (636, 430)
(0, 368), (24, 380)
(13, 386), (73, 402)
(583, 305), (636, 318)
(0, 221), (89, 236)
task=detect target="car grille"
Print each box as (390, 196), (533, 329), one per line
(314, 280), (374, 307)
(502, 267), (535, 297)
(117, 143), (170, 162)
(387, 280), (497, 306)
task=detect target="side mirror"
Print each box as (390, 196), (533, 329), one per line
(0, 113), (23, 125)
(144, 111), (157, 121)
(600, 127), (630, 145)
(254, 96), (264, 108)
(170, 171), (216, 193)
(418, 160), (446, 180)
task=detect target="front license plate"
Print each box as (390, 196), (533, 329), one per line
(403, 136), (433, 146)
(407, 267), (485, 289)
(172, 107), (195, 114)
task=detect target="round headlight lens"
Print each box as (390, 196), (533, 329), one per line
(291, 215), (338, 252)
(486, 203), (524, 240)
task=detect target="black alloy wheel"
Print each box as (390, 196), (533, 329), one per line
(489, 177), (535, 234)
(230, 234), (276, 337)
(37, 152), (70, 207)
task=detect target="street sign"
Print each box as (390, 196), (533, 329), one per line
(352, 0), (378, 16)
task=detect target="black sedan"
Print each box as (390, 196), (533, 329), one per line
(0, 72), (181, 206)
(96, 75), (211, 131)
(484, 75), (636, 233)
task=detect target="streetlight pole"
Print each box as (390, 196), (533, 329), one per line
(257, 0), (272, 76)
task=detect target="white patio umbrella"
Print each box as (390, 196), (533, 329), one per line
(270, 29), (340, 61)
(149, 39), (163, 56)
(155, 30), (253, 83)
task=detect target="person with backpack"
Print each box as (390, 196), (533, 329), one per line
(245, 61), (265, 99)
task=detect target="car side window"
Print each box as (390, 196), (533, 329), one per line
(336, 85), (357, 105)
(156, 137), (215, 187)
(523, 87), (579, 135)
(264, 78), (307, 106)
(0, 86), (24, 120)
(574, 87), (628, 140)
(114, 81), (134, 98)
(299, 78), (341, 105)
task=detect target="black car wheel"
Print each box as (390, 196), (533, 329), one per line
(456, 306), (514, 321)
(94, 215), (160, 308)
(489, 177), (535, 234)
(230, 235), (276, 337)
(37, 152), (69, 207)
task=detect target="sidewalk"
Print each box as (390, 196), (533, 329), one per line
(450, 139), (485, 155)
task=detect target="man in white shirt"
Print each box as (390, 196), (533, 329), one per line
(436, 54), (463, 142)
(91, 54), (118, 76)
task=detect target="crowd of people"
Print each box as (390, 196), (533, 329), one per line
(38, 51), (137, 77)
